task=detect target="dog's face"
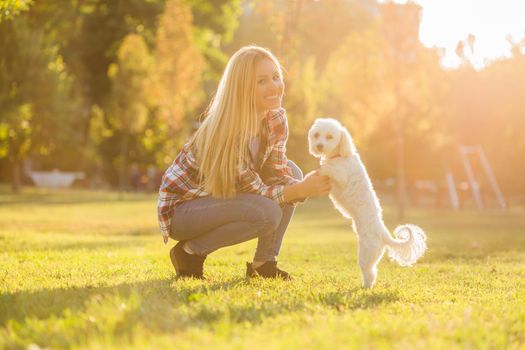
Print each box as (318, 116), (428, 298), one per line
(308, 118), (355, 158)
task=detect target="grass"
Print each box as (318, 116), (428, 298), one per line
(0, 187), (524, 349)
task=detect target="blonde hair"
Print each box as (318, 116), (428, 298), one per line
(189, 46), (283, 198)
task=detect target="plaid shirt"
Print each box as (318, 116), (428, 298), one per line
(157, 108), (299, 237)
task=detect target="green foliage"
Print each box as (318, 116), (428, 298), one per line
(0, 18), (77, 164)
(0, 0), (243, 186)
(0, 0), (32, 21)
(154, 0), (204, 132)
(108, 33), (155, 190)
(109, 34), (153, 134)
(189, 0), (242, 80)
(0, 189), (524, 349)
(0, 103), (31, 159)
(285, 57), (320, 169)
(320, 27), (389, 143)
(17, 0), (167, 180)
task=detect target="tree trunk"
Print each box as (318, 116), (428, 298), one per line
(396, 124), (406, 220)
(78, 101), (92, 172)
(11, 157), (21, 193)
(394, 66), (406, 220)
(118, 132), (129, 198)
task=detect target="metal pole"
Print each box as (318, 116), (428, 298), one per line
(476, 145), (506, 210)
(459, 145), (484, 210)
(446, 170), (460, 210)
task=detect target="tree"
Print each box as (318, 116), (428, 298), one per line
(0, 0), (32, 22)
(320, 28), (390, 144)
(154, 0), (204, 134)
(445, 41), (525, 199)
(378, 1), (422, 219)
(318, 2), (450, 213)
(188, 0), (242, 80)
(108, 33), (153, 193)
(0, 17), (76, 191)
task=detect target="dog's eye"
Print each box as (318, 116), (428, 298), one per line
(326, 134), (333, 140)
(314, 133), (319, 139)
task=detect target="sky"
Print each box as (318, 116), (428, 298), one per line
(381, 0), (525, 69)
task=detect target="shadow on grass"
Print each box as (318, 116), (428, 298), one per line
(0, 278), (401, 334)
(1, 276), (305, 329)
(2, 235), (156, 253)
(0, 275), (405, 350)
(316, 288), (400, 311)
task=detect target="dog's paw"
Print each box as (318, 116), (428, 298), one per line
(320, 164), (344, 187)
(319, 163), (334, 177)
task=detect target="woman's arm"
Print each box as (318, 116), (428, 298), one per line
(283, 171), (331, 202)
(262, 109), (299, 186)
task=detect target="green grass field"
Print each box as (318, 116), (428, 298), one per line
(1, 187), (524, 349)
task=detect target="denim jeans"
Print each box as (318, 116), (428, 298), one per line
(169, 161), (303, 262)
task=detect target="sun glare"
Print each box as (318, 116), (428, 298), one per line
(381, 0), (525, 69)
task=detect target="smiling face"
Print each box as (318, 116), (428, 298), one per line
(308, 119), (343, 158)
(255, 58), (284, 114)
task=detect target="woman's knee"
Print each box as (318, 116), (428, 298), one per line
(169, 222), (187, 241)
(247, 195), (282, 232)
(287, 160), (303, 181)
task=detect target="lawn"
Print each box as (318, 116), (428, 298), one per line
(0, 187), (524, 349)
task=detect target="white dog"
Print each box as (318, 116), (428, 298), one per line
(308, 118), (427, 288)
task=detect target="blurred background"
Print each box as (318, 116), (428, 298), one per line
(1, 0), (524, 215)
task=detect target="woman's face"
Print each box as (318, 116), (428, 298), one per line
(255, 58), (284, 113)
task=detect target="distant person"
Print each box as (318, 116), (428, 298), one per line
(157, 46), (330, 279)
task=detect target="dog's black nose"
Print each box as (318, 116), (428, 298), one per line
(316, 144), (324, 151)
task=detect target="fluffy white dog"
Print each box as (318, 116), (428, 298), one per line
(308, 118), (427, 288)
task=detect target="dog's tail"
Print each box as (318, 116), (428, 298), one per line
(382, 224), (427, 266)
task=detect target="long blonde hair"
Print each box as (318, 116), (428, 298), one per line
(189, 46), (283, 198)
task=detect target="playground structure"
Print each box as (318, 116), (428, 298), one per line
(446, 145), (506, 211)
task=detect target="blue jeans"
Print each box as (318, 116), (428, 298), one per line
(169, 161), (303, 262)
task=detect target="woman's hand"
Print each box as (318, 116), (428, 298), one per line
(283, 169), (330, 203)
(299, 170), (331, 198)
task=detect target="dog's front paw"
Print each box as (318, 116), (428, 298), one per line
(320, 163), (343, 187)
(319, 164), (333, 177)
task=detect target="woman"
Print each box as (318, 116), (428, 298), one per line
(157, 46), (330, 279)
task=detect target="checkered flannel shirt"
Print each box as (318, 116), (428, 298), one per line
(157, 108), (300, 237)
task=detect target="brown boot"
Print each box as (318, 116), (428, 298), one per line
(246, 261), (291, 280)
(170, 241), (206, 279)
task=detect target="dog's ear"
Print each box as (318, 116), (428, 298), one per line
(337, 126), (356, 157)
(308, 121), (321, 157)
(308, 125), (316, 156)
